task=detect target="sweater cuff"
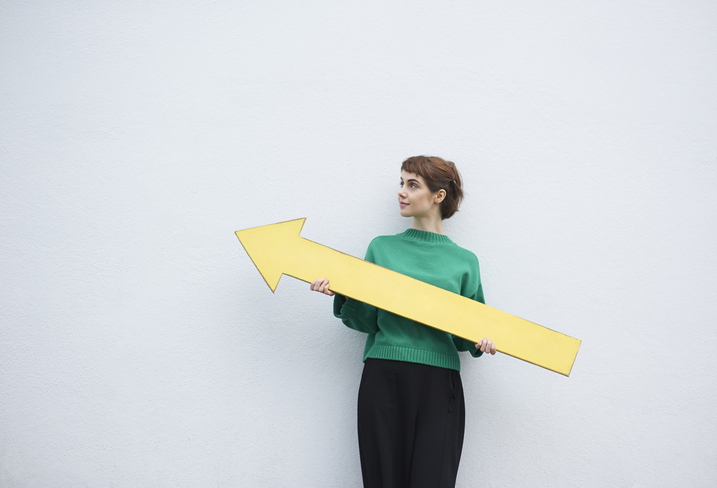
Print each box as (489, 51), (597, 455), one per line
(333, 294), (359, 319)
(470, 347), (484, 358)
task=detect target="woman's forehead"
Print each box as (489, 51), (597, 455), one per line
(400, 170), (424, 182)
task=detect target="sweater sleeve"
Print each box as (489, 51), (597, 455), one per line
(332, 241), (379, 334)
(452, 254), (486, 358)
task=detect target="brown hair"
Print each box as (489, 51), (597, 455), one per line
(401, 155), (464, 220)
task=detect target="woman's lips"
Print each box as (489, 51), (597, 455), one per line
(399, 202), (408, 207)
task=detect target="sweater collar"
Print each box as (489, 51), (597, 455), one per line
(400, 228), (453, 244)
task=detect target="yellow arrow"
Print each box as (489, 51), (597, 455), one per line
(235, 218), (581, 376)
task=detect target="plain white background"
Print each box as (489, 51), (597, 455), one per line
(1, 1), (716, 486)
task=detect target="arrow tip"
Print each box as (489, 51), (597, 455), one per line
(235, 218), (306, 292)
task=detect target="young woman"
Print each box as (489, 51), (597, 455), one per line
(310, 156), (496, 488)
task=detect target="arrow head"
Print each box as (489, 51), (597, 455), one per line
(235, 218), (306, 292)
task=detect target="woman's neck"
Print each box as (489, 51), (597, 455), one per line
(412, 214), (445, 235)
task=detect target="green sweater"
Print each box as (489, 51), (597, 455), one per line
(333, 228), (485, 372)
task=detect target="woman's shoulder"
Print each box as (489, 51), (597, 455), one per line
(450, 240), (481, 266)
(366, 234), (395, 249)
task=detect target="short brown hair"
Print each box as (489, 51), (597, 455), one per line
(401, 156), (464, 220)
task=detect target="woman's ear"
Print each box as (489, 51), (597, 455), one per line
(435, 189), (446, 204)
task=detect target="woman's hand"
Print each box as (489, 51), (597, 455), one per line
(476, 338), (496, 355)
(310, 278), (335, 296)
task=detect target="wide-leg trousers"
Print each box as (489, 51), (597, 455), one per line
(357, 358), (466, 488)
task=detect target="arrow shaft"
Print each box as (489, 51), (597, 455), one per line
(281, 236), (580, 376)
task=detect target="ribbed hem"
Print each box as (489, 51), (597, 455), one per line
(366, 345), (461, 372)
(400, 228), (454, 244)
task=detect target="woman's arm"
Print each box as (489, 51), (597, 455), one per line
(309, 278), (379, 334)
(457, 256), (497, 356)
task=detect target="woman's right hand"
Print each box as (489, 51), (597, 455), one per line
(310, 278), (335, 296)
(476, 338), (497, 355)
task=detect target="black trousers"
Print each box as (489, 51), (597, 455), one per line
(357, 359), (466, 488)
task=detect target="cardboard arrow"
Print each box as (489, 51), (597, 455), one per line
(235, 218), (581, 376)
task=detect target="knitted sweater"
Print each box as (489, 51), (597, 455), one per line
(333, 228), (485, 372)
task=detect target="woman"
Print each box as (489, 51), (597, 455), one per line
(310, 155), (496, 488)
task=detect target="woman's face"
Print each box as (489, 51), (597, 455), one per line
(398, 170), (443, 219)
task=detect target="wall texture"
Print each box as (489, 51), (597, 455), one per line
(1, 1), (716, 486)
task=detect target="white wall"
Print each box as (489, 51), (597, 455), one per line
(1, 1), (716, 486)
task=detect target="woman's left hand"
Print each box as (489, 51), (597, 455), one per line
(475, 338), (496, 355)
